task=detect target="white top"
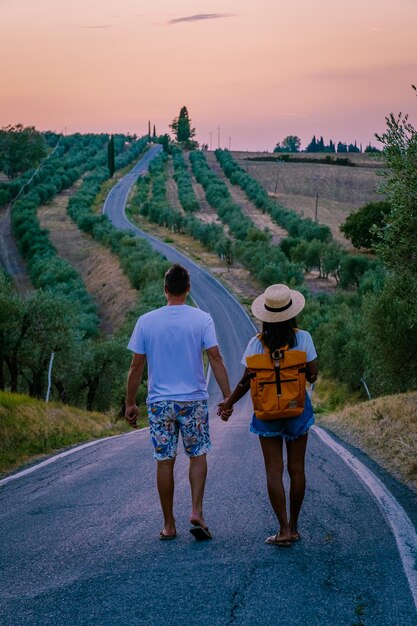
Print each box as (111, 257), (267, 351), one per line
(128, 305), (218, 403)
(241, 330), (317, 365)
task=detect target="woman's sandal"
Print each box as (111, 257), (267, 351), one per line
(265, 533), (293, 547)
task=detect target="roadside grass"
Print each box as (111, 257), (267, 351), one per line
(312, 377), (363, 413)
(315, 386), (417, 490)
(0, 391), (146, 476)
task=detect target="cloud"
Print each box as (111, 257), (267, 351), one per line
(79, 25), (112, 29)
(168, 13), (236, 25)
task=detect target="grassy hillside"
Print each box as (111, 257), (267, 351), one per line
(0, 391), (143, 476)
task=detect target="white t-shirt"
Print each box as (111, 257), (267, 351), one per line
(241, 330), (317, 366)
(127, 305), (218, 403)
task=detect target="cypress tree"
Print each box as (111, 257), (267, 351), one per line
(107, 134), (115, 176)
(170, 106), (196, 146)
(306, 135), (317, 152)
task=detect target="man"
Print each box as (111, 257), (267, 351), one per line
(125, 264), (232, 541)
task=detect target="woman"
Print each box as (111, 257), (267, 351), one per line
(218, 284), (318, 547)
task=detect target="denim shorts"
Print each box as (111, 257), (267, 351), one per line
(249, 393), (315, 441)
(147, 400), (211, 461)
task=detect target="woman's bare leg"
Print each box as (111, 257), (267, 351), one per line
(286, 433), (308, 539)
(259, 436), (291, 542)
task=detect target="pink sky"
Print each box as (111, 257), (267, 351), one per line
(1, 0), (417, 151)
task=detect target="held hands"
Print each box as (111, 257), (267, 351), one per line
(217, 397), (233, 422)
(125, 403), (139, 429)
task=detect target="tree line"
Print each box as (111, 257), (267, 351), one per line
(0, 133), (171, 410)
(274, 134), (380, 154)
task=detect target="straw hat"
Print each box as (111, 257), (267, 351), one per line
(251, 284), (305, 323)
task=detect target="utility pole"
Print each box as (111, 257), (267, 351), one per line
(228, 136), (231, 150)
(217, 126), (221, 149)
(274, 174), (279, 195)
(314, 176), (321, 223)
(210, 131), (212, 151)
(274, 161), (281, 194)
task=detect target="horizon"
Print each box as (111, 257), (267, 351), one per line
(1, 0), (417, 151)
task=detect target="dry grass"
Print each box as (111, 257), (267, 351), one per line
(38, 185), (138, 334)
(191, 178), (224, 226)
(231, 152), (385, 246)
(317, 391), (417, 490)
(0, 391), (138, 475)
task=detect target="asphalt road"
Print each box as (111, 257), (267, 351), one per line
(1, 146), (416, 626)
(0, 203), (33, 293)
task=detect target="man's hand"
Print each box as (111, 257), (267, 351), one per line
(125, 353), (146, 429)
(217, 397), (233, 422)
(125, 403), (139, 429)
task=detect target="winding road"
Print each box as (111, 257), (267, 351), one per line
(1, 145), (416, 626)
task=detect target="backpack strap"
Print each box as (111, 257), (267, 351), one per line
(257, 334), (288, 397)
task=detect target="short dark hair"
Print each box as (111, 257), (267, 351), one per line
(164, 264), (190, 296)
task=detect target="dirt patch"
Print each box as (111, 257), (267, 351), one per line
(205, 153), (287, 244)
(304, 271), (338, 294)
(38, 184), (138, 335)
(166, 161), (184, 214)
(185, 153), (233, 236)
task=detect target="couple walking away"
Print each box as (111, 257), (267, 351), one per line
(125, 264), (318, 546)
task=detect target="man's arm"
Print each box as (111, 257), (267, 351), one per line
(125, 353), (146, 428)
(206, 346), (232, 419)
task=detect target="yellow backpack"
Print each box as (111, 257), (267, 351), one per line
(245, 334), (307, 421)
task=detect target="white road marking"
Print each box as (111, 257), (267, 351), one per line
(0, 428), (149, 487)
(313, 425), (417, 612)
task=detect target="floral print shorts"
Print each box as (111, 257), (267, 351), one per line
(147, 400), (211, 461)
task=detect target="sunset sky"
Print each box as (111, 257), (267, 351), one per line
(1, 0), (417, 151)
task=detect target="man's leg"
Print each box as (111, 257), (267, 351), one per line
(178, 400), (211, 532)
(148, 401), (179, 538)
(189, 453), (207, 527)
(156, 458), (177, 537)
